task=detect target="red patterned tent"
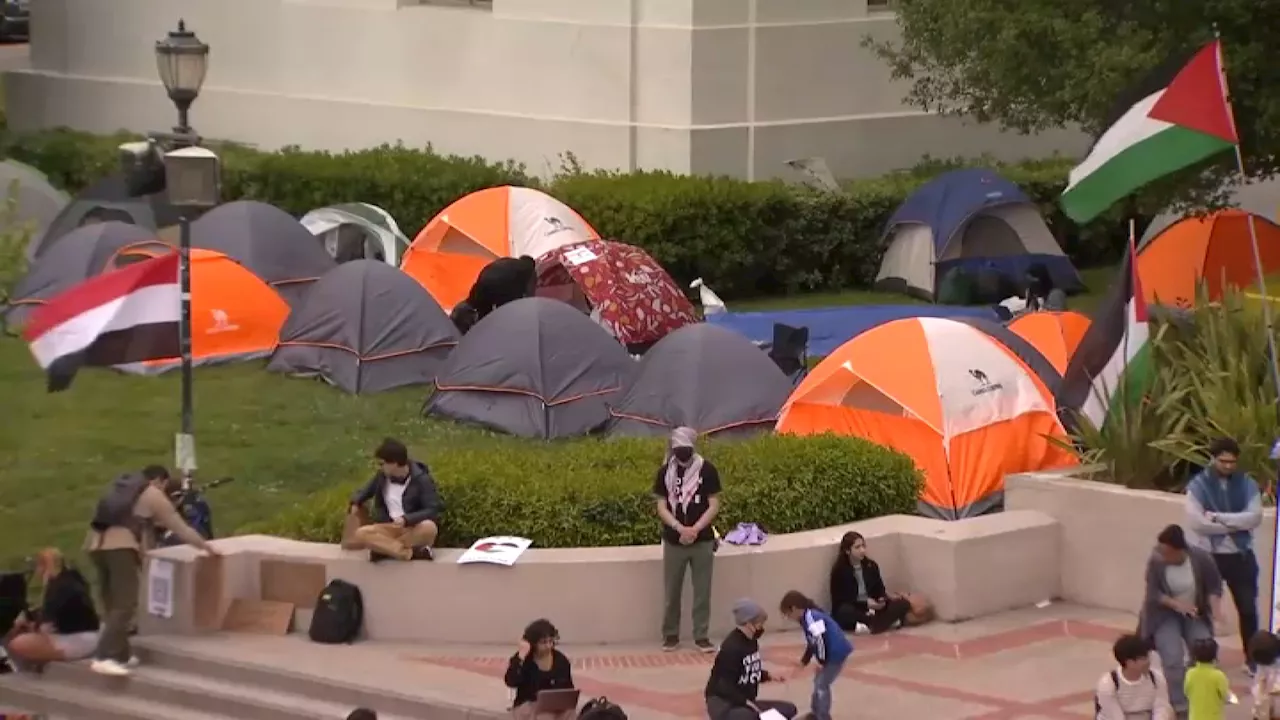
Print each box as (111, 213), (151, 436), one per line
(535, 239), (697, 350)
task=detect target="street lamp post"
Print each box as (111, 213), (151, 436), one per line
(154, 21), (213, 486)
(155, 20), (209, 137)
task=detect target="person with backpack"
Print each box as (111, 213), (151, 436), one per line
(348, 438), (444, 563)
(2, 549), (100, 672)
(1094, 633), (1173, 719)
(84, 465), (218, 677)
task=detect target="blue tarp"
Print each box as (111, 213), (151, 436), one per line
(704, 304), (1000, 357)
(883, 168), (1030, 253)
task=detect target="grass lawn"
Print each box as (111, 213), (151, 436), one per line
(0, 271), (1122, 569)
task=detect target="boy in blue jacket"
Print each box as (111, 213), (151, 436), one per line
(779, 591), (853, 720)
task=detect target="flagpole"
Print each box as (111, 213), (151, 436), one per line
(1121, 218), (1135, 432)
(1216, 32), (1280, 408)
(1216, 31), (1280, 634)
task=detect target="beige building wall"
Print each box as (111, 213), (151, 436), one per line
(4, 0), (1087, 180)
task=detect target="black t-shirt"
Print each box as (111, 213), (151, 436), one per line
(41, 569), (99, 635)
(652, 460), (722, 545)
(503, 649), (574, 706)
(705, 628), (768, 705)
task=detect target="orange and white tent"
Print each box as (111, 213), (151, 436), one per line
(776, 317), (1076, 519)
(400, 186), (599, 310)
(107, 246), (290, 374)
(1007, 310), (1092, 374)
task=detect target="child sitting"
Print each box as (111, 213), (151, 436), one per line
(1250, 630), (1280, 720)
(1184, 639), (1230, 720)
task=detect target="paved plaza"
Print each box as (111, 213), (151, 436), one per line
(412, 604), (1254, 719)
(126, 603), (1256, 720)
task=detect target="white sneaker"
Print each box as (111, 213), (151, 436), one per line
(854, 623), (871, 635)
(90, 659), (132, 677)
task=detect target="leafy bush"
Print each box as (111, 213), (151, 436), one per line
(0, 180), (34, 309)
(0, 128), (1125, 299)
(1065, 286), (1280, 491)
(240, 433), (923, 549)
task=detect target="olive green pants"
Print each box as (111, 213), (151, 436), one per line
(662, 540), (714, 641)
(90, 548), (140, 662)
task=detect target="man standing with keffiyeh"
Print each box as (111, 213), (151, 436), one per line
(653, 426), (722, 653)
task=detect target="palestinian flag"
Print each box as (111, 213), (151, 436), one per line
(23, 253), (180, 392)
(1060, 40), (1238, 223)
(1057, 243), (1150, 430)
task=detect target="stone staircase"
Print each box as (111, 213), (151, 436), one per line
(0, 636), (498, 720)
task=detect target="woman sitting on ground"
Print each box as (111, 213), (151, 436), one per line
(829, 531), (932, 634)
(2, 548), (100, 672)
(504, 619), (575, 720)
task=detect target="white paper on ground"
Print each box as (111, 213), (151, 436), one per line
(759, 710), (787, 720)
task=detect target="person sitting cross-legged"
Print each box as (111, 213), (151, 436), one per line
(2, 549), (100, 673)
(348, 438), (444, 563)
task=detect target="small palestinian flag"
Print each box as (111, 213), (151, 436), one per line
(1057, 243), (1150, 430)
(23, 253), (180, 392)
(1060, 40), (1238, 223)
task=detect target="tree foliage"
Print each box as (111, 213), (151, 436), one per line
(867, 0), (1280, 180)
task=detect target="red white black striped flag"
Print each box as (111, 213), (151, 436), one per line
(22, 253), (180, 392)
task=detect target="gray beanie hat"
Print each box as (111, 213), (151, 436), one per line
(732, 598), (765, 625)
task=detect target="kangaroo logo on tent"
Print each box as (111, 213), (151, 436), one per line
(969, 368), (1004, 396)
(207, 309), (240, 334)
(543, 216), (572, 236)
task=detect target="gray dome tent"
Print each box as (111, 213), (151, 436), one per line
(191, 200), (336, 305)
(425, 297), (636, 439)
(4, 222), (164, 330)
(0, 160), (70, 260)
(268, 260), (458, 394)
(607, 323), (792, 438)
(33, 174), (183, 259)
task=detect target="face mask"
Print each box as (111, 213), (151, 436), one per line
(752, 626), (766, 639)
(673, 447), (694, 463)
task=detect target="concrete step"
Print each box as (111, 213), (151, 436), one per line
(135, 639), (499, 719)
(0, 671), (236, 720)
(42, 662), (416, 720)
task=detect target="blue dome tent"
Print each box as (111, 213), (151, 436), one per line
(874, 168), (1083, 301)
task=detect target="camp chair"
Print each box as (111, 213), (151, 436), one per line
(767, 323), (809, 386)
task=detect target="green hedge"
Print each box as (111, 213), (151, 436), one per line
(239, 434), (923, 549)
(1, 129), (1126, 299)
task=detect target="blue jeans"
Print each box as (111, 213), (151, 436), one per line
(1151, 614), (1213, 712)
(811, 659), (845, 720)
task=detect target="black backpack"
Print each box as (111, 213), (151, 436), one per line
(1094, 669), (1155, 718)
(89, 473), (151, 535)
(308, 579), (363, 644)
(579, 697), (627, 720)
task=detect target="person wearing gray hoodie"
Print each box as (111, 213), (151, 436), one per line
(1138, 524), (1224, 715)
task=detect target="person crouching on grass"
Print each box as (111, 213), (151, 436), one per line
(778, 591), (852, 720)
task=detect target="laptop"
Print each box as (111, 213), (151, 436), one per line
(534, 688), (581, 714)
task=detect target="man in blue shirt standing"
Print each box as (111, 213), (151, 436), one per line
(1184, 437), (1264, 674)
